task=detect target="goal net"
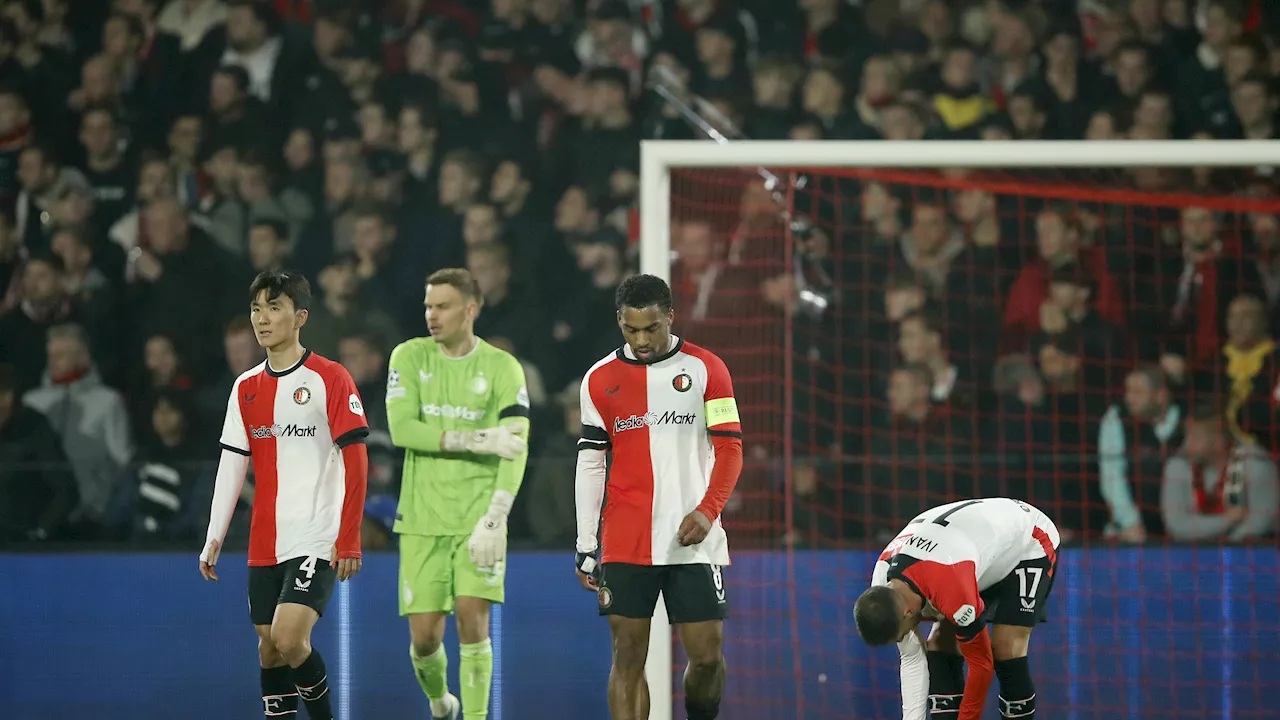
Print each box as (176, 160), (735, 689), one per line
(639, 140), (1280, 720)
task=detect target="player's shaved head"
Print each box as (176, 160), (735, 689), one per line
(854, 585), (903, 646)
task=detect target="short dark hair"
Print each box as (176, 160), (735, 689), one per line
(250, 218), (289, 241)
(426, 267), (483, 304)
(853, 585), (901, 646)
(248, 269), (311, 311)
(615, 274), (673, 313)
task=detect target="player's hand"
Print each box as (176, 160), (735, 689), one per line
(575, 551), (599, 591)
(331, 545), (362, 581)
(676, 510), (713, 546)
(199, 539), (221, 582)
(468, 514), (508, 568)
(451, 426), (527, 460)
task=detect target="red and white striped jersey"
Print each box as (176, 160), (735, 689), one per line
(871, 498), (1060, 638)
(579, 337), (740, 566)
(219, 350), (369, 566)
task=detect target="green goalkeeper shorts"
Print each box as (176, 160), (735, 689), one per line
(398, 534), (506, 616)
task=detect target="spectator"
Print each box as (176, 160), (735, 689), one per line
(1217, 294), (1279, 450)
(1154, 205), (1262, 376)
(867, 364), (975, 540)
(1004, 203), (1125, 347)
(896, 308), (973, 409)
(467, 241), (542, 363)
(120, 389), (210, 543)
(128, 196), (236, 368)
(156, 0), (228, 53)
(1098, 365), (1184, 542)
(1161, 401), (1278, 542)
(245, 217), (291, 274)
(0, 363), (77, 543)
(0, 252), (77, 391)
(23, 322), (133, 540)
(305, 253), (401, 360)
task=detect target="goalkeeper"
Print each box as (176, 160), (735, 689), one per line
(386, 268), (530, 720)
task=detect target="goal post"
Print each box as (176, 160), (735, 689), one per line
(637, 139), (1280, 720)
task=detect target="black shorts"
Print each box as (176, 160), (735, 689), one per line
(979, 556), (1058, 628)
(248, 556), (338, 626)
(597, 562), (729, 624)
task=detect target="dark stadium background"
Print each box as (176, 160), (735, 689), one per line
(2, 0), (1280, 718)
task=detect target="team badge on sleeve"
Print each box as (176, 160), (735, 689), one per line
(348, 394), (364, 416)
(386, 369), (405, 400)
(293, 387), (311, 405)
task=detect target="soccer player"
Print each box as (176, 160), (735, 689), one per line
(574, 274), (744, 720)
(199, 270), (370, 719)
(385, 268), (530, 720)
(853, 498), (1061, 720)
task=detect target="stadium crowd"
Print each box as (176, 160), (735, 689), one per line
(1, 0), (1279, 552)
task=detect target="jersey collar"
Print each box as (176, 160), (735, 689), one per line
(617, 335), (684, 366)
(266, 349), (311, 378)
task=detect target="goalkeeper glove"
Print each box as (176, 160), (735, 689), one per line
(468, 490), (515, 568)
(444, 425), (527, 460)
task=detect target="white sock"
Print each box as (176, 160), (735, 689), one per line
(430, 693), (456, 716)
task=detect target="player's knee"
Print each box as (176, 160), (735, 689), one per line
(257, 634), (284, 666)
(990, 624), (1032, 660)
(454, 604), (491, 645)
(995, 656), (1036, 718)
(610, 632), (649, 675)
(408, 613), (446, 656)
(270, 627), (311, 664)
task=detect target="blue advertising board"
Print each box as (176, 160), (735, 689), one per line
(1, 548), (1276, 720)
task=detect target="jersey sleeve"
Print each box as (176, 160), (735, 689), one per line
(578, 371), (611, 451)
(491, 350), (530, 497)
(896, 558), (986, 642)
(386, 342), (442, 452)
(325, 365), (370, 446)
(218, 380), (251, 456)
(702, 351), (741, 436)
(492, 353), (531, 426)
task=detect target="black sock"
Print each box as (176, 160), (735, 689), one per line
(261, 666), (298, 717)
(685, 697), (720, 720)
(995, 656), (1036, 718)
(926, 651), (965, 717)
(292, 649), (333, 720)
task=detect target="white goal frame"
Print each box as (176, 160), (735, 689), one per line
(634, 138), (1280, 720)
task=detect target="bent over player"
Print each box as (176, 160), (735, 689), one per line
(386, 268), (529, 720)
(200, 270), (369, 719)
(854, 498), (1061, 720)
(575, 274), (744, 720)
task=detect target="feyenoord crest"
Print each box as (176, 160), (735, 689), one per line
(598, 587), (613, 609)
(293, 387), (311, 405)
(672, 373), (693, 392)
(470, 374), (488, 395)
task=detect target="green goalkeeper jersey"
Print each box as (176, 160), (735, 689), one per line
(385, 337), (530, 536)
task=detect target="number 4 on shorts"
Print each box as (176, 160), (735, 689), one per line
(300, 556), (318, 579)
